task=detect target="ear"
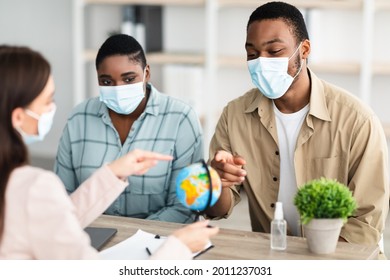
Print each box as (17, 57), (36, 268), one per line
(11, 107), (26, 130)
(301, 39), (311, 60)
(144, 64), (151, 82)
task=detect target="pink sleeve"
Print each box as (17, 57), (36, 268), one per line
(27, 172), (99, 259)
(149, 236), (192, 260)
(70, 165), (128, 227)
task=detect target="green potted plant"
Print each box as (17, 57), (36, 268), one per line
(294, 177), (357, 254)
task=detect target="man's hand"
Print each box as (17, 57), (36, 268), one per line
(210, 150), (247, 188)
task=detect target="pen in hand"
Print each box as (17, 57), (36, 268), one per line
(145, 247), (152, 256)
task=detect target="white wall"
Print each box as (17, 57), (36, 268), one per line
(0, 0), (73, 158)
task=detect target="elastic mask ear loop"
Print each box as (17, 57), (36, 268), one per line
(293, 59), (304, 79)
(25, 109), (40, 121)
(289, 42), (304, 79)
(288, 42), (303, 61)
(143, 67), (147, 82)
(142, 67), (147, 93)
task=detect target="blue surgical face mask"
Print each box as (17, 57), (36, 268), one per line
(17, 105), (56, 145)
(247, 42), (303, 99)
(99, 71), (146, 115)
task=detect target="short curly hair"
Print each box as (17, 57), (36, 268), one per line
(95, 34), (147, 70)
(247, 1), (309, 43)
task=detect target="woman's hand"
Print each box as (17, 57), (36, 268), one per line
(172, 220), (219, 253)
(108, 149), (173, 180)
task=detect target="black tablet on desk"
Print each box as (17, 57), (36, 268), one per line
(85, 227), (117, 250)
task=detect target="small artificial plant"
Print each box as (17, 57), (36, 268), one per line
(293, 177), (357, 225)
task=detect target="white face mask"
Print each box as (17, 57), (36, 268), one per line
(99, 70), (146, 115)
(17, 105), (56, 145)
(247, 42), (303, 99)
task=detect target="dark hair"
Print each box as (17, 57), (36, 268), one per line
(247, 1), (309, 43)
(0, 45), (51, 242)
(95, 34), (147, 70)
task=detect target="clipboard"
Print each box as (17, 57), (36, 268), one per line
(85, 227), (117, 250)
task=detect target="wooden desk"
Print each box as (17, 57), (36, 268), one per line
(90, 215), (379, 260)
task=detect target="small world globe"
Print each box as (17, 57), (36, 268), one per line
(176, 162), (222, 211)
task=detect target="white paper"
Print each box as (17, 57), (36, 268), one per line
(99, 229), (213, 260)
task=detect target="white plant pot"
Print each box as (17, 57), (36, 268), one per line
(303, 218), (344, 254)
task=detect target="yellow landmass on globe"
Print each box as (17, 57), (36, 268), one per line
(181, 176), (208, 205)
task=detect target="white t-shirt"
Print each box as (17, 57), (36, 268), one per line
(274, 102), (309, 236)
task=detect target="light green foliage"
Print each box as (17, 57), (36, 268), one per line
(293, 177), (357, 225)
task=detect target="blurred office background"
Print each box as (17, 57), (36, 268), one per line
(0, 0), (389, 256)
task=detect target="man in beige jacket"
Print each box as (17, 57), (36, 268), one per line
(207, 1), (389, 252)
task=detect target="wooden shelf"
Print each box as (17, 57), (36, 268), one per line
(84, 49), (205, 65)
(84, 0), (205, 6)
(217, 57), (390, 76)
(382, 123), (390, 139)
(309, 62), (360, 74)
(218, 55), (361, 74)
(218, 55), (245, 67)
(218, 0), (362, 9)
(86, 50), (390, 76)
(373, 63), (390, 75)
(84, 49), (97, 62)
(147, 52), (204, 65)
(376, 0), (390, 11)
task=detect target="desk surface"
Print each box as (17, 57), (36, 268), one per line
(90, 215), (379, 260)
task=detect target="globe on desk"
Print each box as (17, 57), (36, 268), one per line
(176, 161), (222, 212)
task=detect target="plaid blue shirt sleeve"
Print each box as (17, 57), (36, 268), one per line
(54, 85), (202, 223)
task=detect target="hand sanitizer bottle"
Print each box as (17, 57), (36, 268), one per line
(271, 202), (287, 250)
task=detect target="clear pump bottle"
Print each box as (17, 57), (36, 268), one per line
(271, 202), (287, 250)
